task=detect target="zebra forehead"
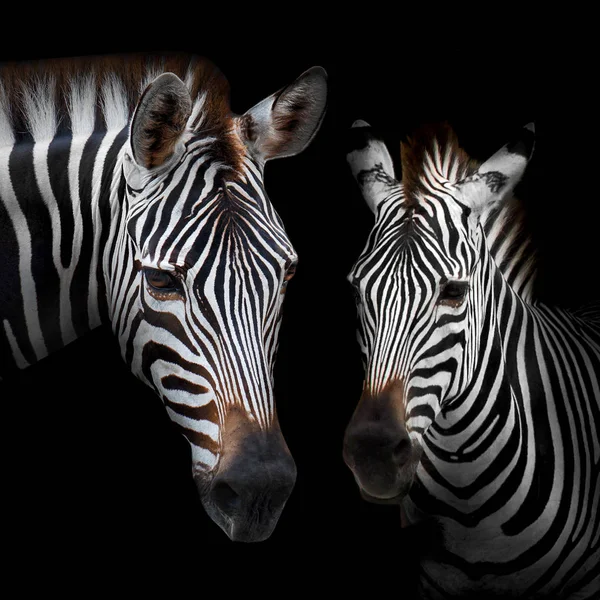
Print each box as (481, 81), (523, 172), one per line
(136, 207), (294, 272)
(128, 166), (293, 265)
(375, 203), (470, 249)
(356, 208), (471, 284)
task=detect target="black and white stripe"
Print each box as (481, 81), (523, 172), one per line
(0, 53), (327, 541)
(344, 122), (599, 598)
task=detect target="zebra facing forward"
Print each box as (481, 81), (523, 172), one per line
(342, 121), (599, 598)
(0, 53), (327, 542)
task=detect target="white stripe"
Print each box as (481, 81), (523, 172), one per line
(2, 319), (29, 369)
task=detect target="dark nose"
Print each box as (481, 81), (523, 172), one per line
(208, 431), (297, 542)
(344, 419), (412, 470)
(343, 390), (413, 499)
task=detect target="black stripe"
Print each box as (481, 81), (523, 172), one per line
(161, 375), (209, 395)
(141, 342), (216, 390)
(163, 396), (217, 423)
(0, 196), (37, 372)
(9, 141), (62, 353)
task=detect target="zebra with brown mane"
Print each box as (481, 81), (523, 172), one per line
(0, 53), (327, 542)
(343, 120), (600, 598)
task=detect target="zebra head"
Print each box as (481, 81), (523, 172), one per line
(342, 121), (534, 504)
(110, 64), (327, 541)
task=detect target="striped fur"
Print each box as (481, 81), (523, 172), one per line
(345, 122), (600, 598)
(0, 53), (327, 541)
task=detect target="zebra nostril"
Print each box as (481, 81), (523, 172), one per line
(392, 437), (412, 467)
(211, 480), (241, 516)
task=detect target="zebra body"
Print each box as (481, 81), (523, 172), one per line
(0, 53), (327, 541)
(343, 122), (600, 598)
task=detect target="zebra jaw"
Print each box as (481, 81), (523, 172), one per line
(358, 488), (404, 505)
(349, 444), (422, 505)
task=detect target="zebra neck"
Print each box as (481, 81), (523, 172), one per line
(481, 196), (538, 304)
(485, 255), (536, 400)
(418, 264), (544, 511)
(0, 127), (128, 373)
(439, 252), (534, 433)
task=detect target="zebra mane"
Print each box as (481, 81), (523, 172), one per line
(0, 52), (235, 149)
(400, 122), (539, 304)
(400, 122), (479, 205)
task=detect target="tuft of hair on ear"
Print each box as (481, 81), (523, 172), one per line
(130, 72), (192, 170)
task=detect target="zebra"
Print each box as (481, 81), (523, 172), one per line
(0, 53), (327, 542)
(342, 120), (600, 598)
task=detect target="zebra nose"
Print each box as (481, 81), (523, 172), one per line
(208, 433), (297, 542)
(343, 418), (413, 499)
(211, 479), (242, 515)
(344, 419), (412, 468)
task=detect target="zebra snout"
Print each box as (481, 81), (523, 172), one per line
(206, 430), (297, 542)
(343, 416), (414, 502)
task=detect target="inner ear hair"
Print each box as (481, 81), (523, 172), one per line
(272, 83), (320, 137)
(131, 73), (192, 170)
(268, 69), (327, 159)
(239, 66), (327, 162)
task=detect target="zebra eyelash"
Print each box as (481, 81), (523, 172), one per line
(284, 262), (297, 280)
(143, 267), (184, 300)
(280, 262), (297, 294)
(349, 279), (362, 305)
(438, 279), (470, 306)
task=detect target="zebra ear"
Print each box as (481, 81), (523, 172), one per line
(455, 123), (535, 216)
(130, 73), (192, 170)
(237, 66), (328, 162)
(346, 120), (400, 214)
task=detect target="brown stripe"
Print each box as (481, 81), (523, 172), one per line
(163, 396), (218, 423)
(178, 426), (219, 454)
(161, 375), (209, 395)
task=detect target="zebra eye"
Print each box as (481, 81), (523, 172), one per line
(281, 263), (297, 294)
(439, 280), (469, 305)
(284, 264), (296, 282)
(144, 268), (178, 291)
(350, 279), (362, 304)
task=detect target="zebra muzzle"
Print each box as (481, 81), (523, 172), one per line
(197, 412), (297, 542)
(343, 384), (418, 501)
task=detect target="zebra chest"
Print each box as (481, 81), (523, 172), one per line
(405, 474), (586, 599)
(404, 503), (573, 599)
(416, 551), (562, 600)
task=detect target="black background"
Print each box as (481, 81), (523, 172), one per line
(1, 23), (598, 592)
